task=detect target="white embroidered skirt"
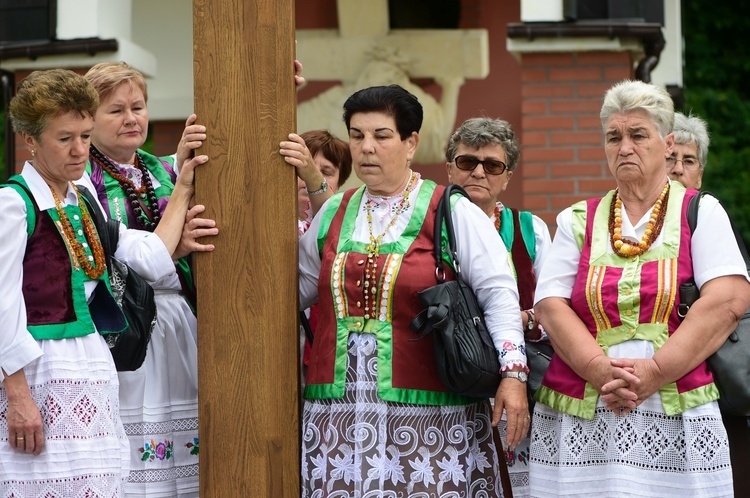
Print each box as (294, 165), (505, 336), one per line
(301, 333), (507, 497)
(530, 389), (733, 497)
(0, 334), (129, 497)
(118, 291), (199, 498)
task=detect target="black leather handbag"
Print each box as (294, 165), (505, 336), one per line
(410, 184), (502, 399)
(80, 187), (157, 372)
(680, 191), (750, 416)
(526, 340), (553, 411)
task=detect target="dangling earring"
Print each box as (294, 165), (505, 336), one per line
(31, 149), (36, 157)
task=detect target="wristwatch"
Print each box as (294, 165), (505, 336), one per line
(306, 177), (329, 196)
(501, 371), (528, 383)
(524, 310), (535, 333)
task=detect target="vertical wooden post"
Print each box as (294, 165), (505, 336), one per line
(193, 1), (299, 496)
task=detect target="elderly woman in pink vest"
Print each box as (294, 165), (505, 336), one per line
(296, 84), (527, 497)
(530, 79), (750, 496)
(0, 69), (214, 496)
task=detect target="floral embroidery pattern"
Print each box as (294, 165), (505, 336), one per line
(186, 437), (199, 456)
(506, 446), (530, 467)
(139, 439), (174, 462)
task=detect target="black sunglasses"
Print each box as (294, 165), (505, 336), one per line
(453, 155), (508, 175)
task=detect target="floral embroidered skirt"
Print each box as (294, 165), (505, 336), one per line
(117, 291), (199, 497)
(301, 333), (506, 497)
(498, 415), (531, 497)
(0, 334), (129, 497)
(529, 394), (733, 497)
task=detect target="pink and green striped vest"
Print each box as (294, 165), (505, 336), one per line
(535, 183), (718, 419)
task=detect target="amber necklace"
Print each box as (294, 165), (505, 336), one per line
(49, 183), (107, 280)
(609, 182), (670, 257)
(493, 204), (503, 232)
(362, 171), (418, 319)
(89, 145), (161, 231)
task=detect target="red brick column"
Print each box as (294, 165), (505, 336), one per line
(519, 51), (633, 232)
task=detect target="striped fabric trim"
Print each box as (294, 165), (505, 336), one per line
(585, 265), (611, 332)
(331, 253), (349, 319)
(652, 258), (677, 325)
(376, 253), (402, 323)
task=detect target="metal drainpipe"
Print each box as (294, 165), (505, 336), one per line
(2, 70), (14, 181)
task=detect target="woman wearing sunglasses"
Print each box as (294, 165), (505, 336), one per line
(445, 117), (551, 498)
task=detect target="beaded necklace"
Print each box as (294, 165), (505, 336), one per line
(362, 171), (418, 319)
(49, 183), (107, 280)
(609, 182), (670, 257)
(89, 145), (161, 231)
(493, 204), (503, 232)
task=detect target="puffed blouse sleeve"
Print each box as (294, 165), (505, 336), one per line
(451, 197), (525, 371)
(0, 188), (43, 376)
(114, 225), (176, 284)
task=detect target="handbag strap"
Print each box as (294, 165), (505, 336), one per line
(78, 185), (120, 258)
(433, 184), (471, 283)
(488, 401), (514, 498)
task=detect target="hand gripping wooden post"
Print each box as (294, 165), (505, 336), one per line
(193, 1), (300, 495)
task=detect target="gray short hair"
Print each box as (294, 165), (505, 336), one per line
(600, 80), (674, 138)
(445, 117), (520, 171)
(673, 111), (710, 168)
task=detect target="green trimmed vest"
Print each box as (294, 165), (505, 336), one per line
(534, 183), (719, 419)
(304, 180), (478, 406)
(4, 176), (126, 341)
(498, 207), (537, 310)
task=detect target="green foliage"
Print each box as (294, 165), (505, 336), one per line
(682, 1), (750, 247)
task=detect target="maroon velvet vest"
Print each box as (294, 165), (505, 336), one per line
(23, 201), (78, 326)
(304, 182), (476, 405)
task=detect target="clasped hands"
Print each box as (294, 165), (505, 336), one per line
(591, 356), (663, 415)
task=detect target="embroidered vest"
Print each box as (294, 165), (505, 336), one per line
(4, 176), (126, 341)
(304, 180), (477, 406)
(86, 150), (195, 309)
(498, 207), (537, 309)
(535, 184), (718, 418)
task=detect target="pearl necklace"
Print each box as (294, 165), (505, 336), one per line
(49, 183), (107, 280)
(609, 182), (670, 257)
(89, 145), (161, 231)
(362, 171), (418, 319)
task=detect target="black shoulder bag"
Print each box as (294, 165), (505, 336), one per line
(409, 184), (502, 399)
(679, 191), (750, 415)
(79, 186), (157, 372)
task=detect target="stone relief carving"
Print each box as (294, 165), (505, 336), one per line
(297, 50), (465, 165)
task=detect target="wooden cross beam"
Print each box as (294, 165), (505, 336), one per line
(193, 0), (300, 495)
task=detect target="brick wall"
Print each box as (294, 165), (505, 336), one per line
(519, 51), (633, 231)
(151, 120), (186, 158)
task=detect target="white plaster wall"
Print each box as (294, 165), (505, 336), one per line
(131, 0), (194, 120)
(57, 0), (133, 41)
(521, 0), (564, 22)
(651, 0), (683, 88)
